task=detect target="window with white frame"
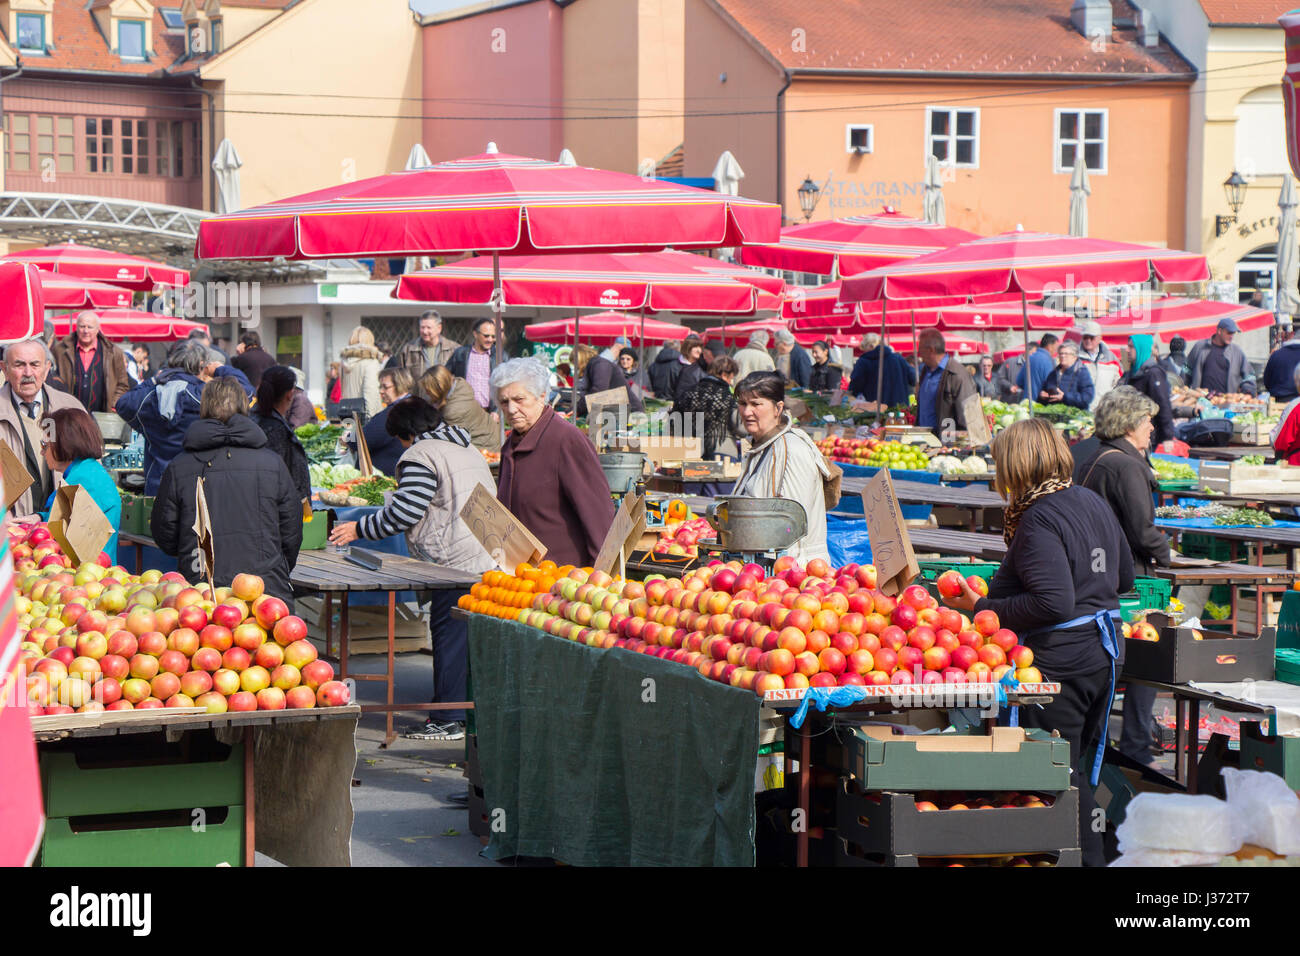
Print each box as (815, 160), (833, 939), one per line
(927, 108), (978, 167)
(1056, 109), (1107, 173)
(845, 124), (873, 154)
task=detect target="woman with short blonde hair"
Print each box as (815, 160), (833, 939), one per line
(415, 364), (497, 451)
(946, 416), (1134, 867)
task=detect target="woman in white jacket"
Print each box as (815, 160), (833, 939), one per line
(339, 326), (383, 418)
(730, 371), (831, 564)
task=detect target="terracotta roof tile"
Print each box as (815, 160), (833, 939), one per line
(1198, 0), (1290, 25)
(711, 0), (1193, 76)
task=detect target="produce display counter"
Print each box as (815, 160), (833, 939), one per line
(290, 549), (479, 746)
(30, 705), (360, 867)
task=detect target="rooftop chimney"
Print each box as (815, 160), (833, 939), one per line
(1071, 0), (1113, 44)
(1138, 7), (1159, 47)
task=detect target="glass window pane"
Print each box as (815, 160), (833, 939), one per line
(35, 116), (51, 134)
(123, 157), (132, 173)
(122, 119), (133, 137)
(57, 116), (73, 135)
(103, 157), (113, 173)
(120, 22), (145, 59)
(931, 111), (949, 135)
(956, 139), (974, 165)
(102, 119), (113, 136)
(58, 135), (73, 153)
(85, 118), (95, 135)
(121, 137), (132, 156)
(1085, 142), (1103, 170)
(1059, 112), (1077, 139)
(36, 135), (51, 153)
(931, 139), (949, 162)
(14, 134), (29, 152)
(12, 115), (28, 133)
(13, 153), (29, 171)
(1084, 112), (1103, 139)
(1060, 143), (1075, 169)
(17, 15), (43, 50)
(88, 156), (98, 173)
(956, 111), (974, 136)
(57, 155), (73, 173)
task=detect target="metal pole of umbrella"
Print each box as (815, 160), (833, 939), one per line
(1021, 290), (1033, 417)
(910, 309), (920, 381)
(874, 298), (887, 426)
(491, 251), (507, 446)
(572, 311), (581, 419)
(638, 304), (646, 396)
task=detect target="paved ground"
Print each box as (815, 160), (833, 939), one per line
(333, 648), (492, 867)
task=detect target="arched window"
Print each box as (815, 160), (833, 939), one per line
(1235, 86), (1289, 177)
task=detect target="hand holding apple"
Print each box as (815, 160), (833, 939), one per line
(945, 576), (983, 613)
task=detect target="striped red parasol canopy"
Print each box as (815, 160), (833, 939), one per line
(523, 312), (689, 346)
(3, 242), (188, 290)
(0, 262), (45, 343)
(38, 271), (133, 309)
(1092, 297), (1274, 345)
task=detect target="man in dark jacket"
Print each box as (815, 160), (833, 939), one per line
(231, 330), (277, 388)
(152, 377), (301, 604)
(445, 318), (502, 410)
(50, 311), (130, 413)
(995, 350), (1028, 401)
(1158, 335), (1188, 387)
(1039, 341), (1094, 409)
(807, 340), (842, 392)
(577, 352), (643, 416)
(1187, 318), (1256, 395)
(916, 329), (977, 435)
(116, 342), (254, 496)
(1264, 328), (1300, 401)
(772, 329), (812, 388)
(1072, 385), (1170, 768)
(648, 343), (683, 399)
(1016, 333), (1058, 400)
(1121, 335), (1176, 447)
(849, 333), (915, 407)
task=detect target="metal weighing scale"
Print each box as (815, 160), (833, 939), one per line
(597, 451), (647, 499)
(701, 497), (808, 573)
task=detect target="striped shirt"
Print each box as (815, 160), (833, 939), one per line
(465, 348), (492, 408)
(355, 424), (473, 540)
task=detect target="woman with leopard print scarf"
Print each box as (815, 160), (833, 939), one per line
(944, 418), (1133, 867)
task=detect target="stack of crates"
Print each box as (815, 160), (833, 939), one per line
(1119, 576), (1173, 623)
(118, 494), (153, 535)
(828, 721), (1081, 867)
(38, 730), (246, 866)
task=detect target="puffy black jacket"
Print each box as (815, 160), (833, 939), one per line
(151, 415), (302, 603)
(1072, 438), (1170, 573)
(577, 354), (643, 415)
(809, 361), (842, 392)
(673, 360), (706, 405)
(648, 346), (682, 398)
(255, 411), (311, 503)
(1123, 360), (1176, 447)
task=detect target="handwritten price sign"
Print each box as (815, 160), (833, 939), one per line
(862, 469), (918, 595)
(459, 484), (547, 571)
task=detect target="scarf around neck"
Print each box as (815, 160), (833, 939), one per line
(1002, 476), (1072, 545)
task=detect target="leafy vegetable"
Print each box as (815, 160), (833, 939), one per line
(350, 476), (397, 506)
(1151, 459), (1197, 481)
(1240, 454), (1266, 466)
(1213, 508), (1274, 527)
(309, 462), (363, 489)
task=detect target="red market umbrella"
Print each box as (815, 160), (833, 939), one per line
(196, 149), (780, 260)
(50, 309), (208, 342)
(703, 318), (791, 344)
(888, 334), (989, 356)
(0, 262), (45, 343)
(38, 271), (133, 309)
(1091, 297), (1274, 345)
(394, 250), (775, 314)
(840, 229), (1209, 417)
(739, 207), (980, 277)
(3, 242), (189, 291)
(524, 312), (688, 346)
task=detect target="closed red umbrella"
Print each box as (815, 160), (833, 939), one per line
(38, 271), (133, 309)
(50, 309), (208, 342)
(740, 207), (980, 277)
(524, 312), (688, 346)
(0, 262), (45, 343)
(4, 242), (188, 291)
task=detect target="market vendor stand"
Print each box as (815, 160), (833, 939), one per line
(30, 705), (360, 866)
(841, 476), (1005, 532)
(290, 549), (480, 747)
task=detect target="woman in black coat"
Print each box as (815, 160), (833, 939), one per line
(152, 377), (302, 603)
(673, 356), (745, 461)
(1121, 334), (1175, 448)
(948, 417), (1133, 867)
(576, 350), (643, 415)
(1073, 386), (1172, 770)
(253, 366), (311, 504)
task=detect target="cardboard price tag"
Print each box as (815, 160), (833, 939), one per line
(0, 440), (34, 509)
(192, 477), (216, 593)
(962, 393), (992, 447)
(353, 413), (374, 477)
(459, 483), (547, 571)
(593, 493), (646, 576)
(584, 386), (629, 409)
(47, 485), (113, 566)
(861, 469), (918, 596)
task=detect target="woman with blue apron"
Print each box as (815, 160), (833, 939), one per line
(948, 418), (1134, 867)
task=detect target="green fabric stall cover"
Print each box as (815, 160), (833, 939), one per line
(469, 616), (760, 866)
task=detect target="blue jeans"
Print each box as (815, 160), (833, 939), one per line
(428, 588), (469, 724)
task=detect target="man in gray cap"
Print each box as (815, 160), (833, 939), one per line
(1075, 320), (1117, 377)
(1187, 318), (1256, 395)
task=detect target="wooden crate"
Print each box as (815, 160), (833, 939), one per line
(1235, 589), (1284, 635)
(1199, 460), (1300, 495)
(1231, 420), (1273, 446)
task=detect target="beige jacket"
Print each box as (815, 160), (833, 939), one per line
(397, 434), (496, 573)
(441, 377), (498, 452)
(731, 415), (831, 564)
(734, 345), (776, 382)
(0, 383), (86, 516)
(340, 344), (383, 419)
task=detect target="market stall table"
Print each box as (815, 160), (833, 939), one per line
(840, 476), (1005, 531)
(30, 705), (360, 866)
(1186, 446), (1277, 462)
(290, 549), (481, 747)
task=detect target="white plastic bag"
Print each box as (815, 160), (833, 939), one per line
(1110, 848), (1223, 867)
(1115, 793), (1242, 855)
(1221, 768), (1300, 856)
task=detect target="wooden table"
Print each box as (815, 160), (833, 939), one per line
(118, 530), (156, 575)
(1155, 486), (1300, 510)
(290, 548), (481, 747)
(1187, 445), (1276, 462)
(838, 477), (1005, 532)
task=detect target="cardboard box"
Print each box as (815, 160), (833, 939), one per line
(1122, 612), (1276, 683)
(841, 725), (1072, 792)
(614, 434), (703, 467)
(836, 781), (1079, 857)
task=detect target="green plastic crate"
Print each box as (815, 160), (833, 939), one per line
(40, 739), (244, 818)
(1180, 533), (1233, 563)
(118, 494), (143, 534)
(39, 806), (244, 867)
(1120, 576), (1173, 622)
(301, 510), (329, 550)
(1238, 723), (1300, 790)
(915, 560), (1001, 583)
